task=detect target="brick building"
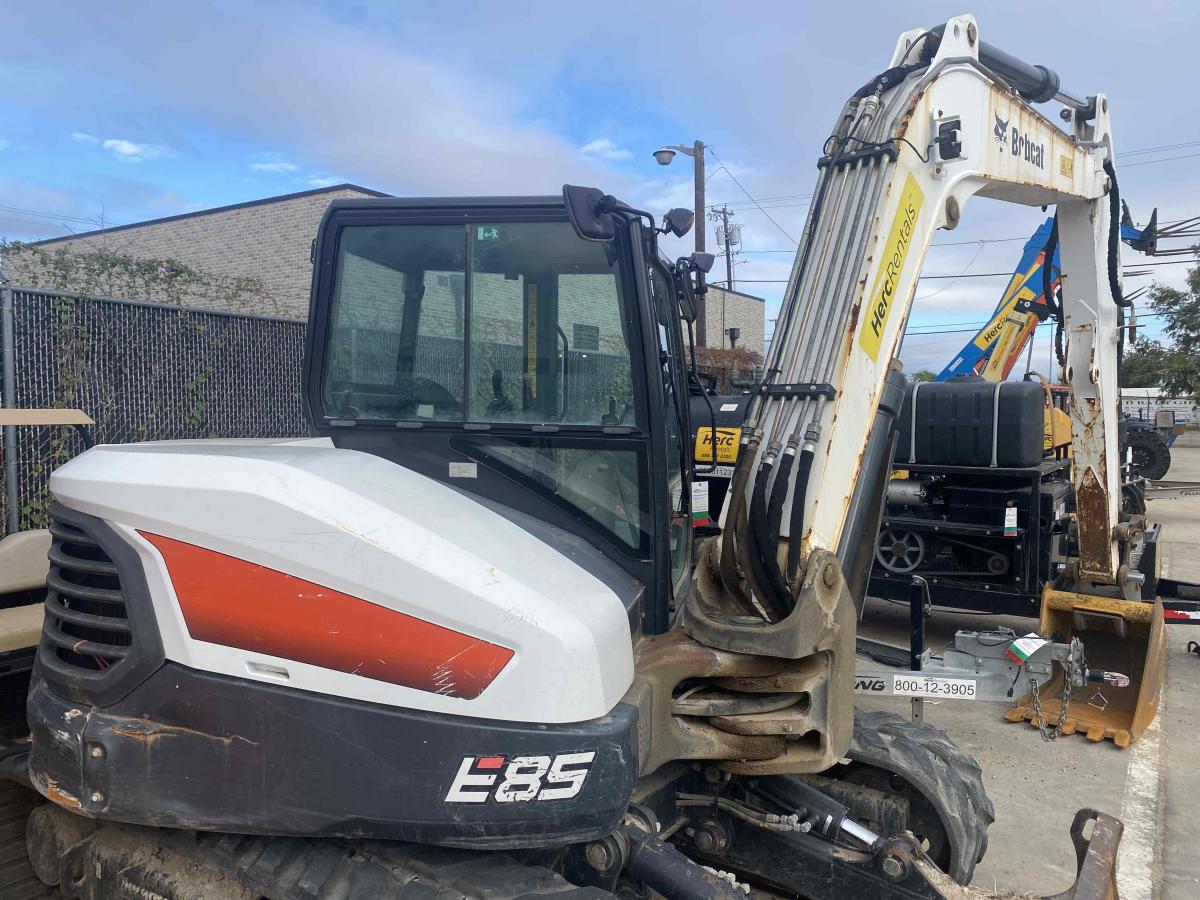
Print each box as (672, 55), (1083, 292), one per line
(11, 186), (766, 357)
(693, 285), (766, 355)
(12, 184), (388, 318)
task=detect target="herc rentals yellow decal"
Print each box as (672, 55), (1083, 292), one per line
(859, 174), (923, 361)
(694, 427), (741, 464)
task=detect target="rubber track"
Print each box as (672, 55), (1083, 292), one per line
(130, 824), (616, 900)
(0, 783), (55, 899)
(847, 709), (994, 885)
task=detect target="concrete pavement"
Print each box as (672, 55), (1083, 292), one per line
(858, 434), (1200, 896)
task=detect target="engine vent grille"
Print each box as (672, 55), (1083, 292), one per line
(37, 504), (164, 706)
(42, 515), (132, 672)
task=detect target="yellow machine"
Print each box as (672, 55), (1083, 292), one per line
(926, 212), (1169, 747)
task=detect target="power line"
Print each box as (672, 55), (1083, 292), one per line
(1121, 151), (1200, 169)
(741, 235), (1032, 253)
(709, 142), (1200, 212)
(707, 192), (813, 210)
(915, 241), (986, 300)
(713, 146), (1200, 220)
(722, 258), (1195, 284)
(765, 310), (1172, 344)
(905, 310), (1168, 335)
(745, 215), (1199, 251)
(0, 204), (117, 227)
(1120, 139), (1200, 157)
(705, 147), (797, 245)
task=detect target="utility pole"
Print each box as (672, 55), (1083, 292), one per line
(714, 205), (735, 292)
(711, 205), (738, 347)
(653, 139), (706, 343)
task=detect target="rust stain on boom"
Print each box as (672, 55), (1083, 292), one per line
(1075, 465), (1114, 581)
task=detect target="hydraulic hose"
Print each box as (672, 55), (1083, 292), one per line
(748, 458), (792, 618)
(766, 443), (797, 547)
(1103, 160), (1131, 309)
(851, 62), (927, 100)
(1103, 158), (1129, 370)
(1054, 306), (1066, 369)
(786, 446), (815, 584)
(717, 435), (758, 606)
(734, 496), (777, 619)
(1042, 216), (1065, 368)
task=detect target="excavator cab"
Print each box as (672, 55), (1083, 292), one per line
(304, 194), (700, 633)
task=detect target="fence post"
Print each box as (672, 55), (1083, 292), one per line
(1, 286), (18, 535)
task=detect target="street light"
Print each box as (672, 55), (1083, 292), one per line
(653, 139), (708, 343)
(651, 140), (705, 256)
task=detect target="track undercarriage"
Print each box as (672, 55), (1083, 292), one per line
(3, 708), (1123, 900)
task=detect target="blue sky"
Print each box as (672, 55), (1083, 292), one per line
(1, 0), (1196, 372)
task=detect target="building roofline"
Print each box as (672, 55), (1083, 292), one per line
(706, 285), (766, 303)
(28, 183), (392, 246)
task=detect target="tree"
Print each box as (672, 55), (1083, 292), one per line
(910, 369), (937, 382)
(1141, 252), (1200, 397)
(1119, 337), (1168, 388)
(694, 345), (764, 394)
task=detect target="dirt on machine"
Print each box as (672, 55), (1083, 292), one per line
(0, 15), (1153, 900)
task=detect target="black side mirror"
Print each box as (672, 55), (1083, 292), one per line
(673, 258), (699, 322)
(563, 185), (617, 241)
(663, 208), (695, 238)
(690, 252), (716, 273)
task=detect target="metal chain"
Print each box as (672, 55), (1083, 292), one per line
(1029, 669), (1073, 742)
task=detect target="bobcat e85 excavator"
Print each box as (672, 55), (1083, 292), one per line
(1, 15), (1130, 900)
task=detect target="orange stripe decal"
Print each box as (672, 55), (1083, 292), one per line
(140, 532), (512, 699)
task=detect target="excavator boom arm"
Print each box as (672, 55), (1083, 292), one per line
(722, 16), (1127, 611)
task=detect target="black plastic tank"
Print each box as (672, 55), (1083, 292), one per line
(893, 376), (1044, 468)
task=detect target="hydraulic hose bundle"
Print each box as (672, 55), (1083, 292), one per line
(1040, 216), (1067, 369)
(716, 62), (929, 620)
(1102, 158), (1130, 370)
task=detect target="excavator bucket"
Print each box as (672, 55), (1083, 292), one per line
(1006, 589), (1166, 747)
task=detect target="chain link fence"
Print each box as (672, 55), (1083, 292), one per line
(1, 287), (306, 536)
(1, 286), (633, 538)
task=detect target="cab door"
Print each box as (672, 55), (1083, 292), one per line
(647, 257), (693, 610)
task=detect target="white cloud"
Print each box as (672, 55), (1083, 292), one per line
(306, 175), (344, 188)
(580, 138), (632, 161)
(101, 138), (174, 163)
(70, 132), (99, 143)
(11, 7), (653, 199)
(250, 161), (299, 173)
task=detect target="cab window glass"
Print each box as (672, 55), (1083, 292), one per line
(324, 224), (465, 420)
(324, 221), (636, 427)
(469, 222), (635, 425)
(468, 440), (645, 550)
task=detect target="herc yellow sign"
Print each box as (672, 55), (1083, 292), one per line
(694, 427), (741, 464)
(859, 174), (923, 361)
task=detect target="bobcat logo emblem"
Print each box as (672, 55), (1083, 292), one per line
(994, 114), (1010, 145)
